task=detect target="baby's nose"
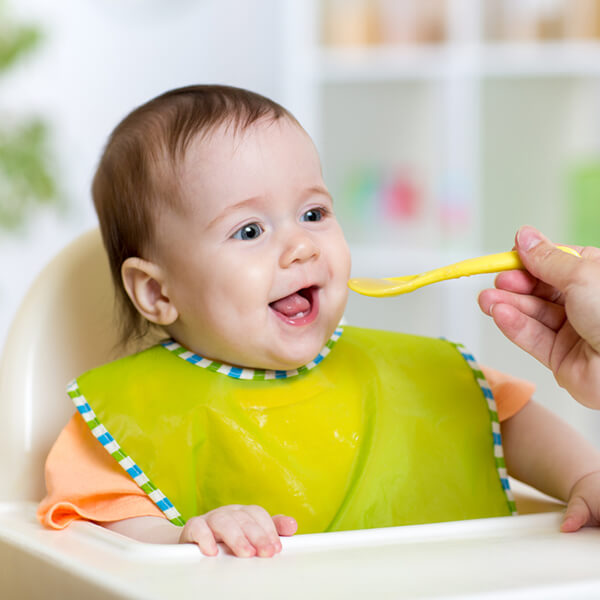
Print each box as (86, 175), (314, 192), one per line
(279, 232), (320, 268)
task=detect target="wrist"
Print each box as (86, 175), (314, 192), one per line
(569, 469), (600, 498)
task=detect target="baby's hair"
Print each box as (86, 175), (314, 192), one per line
(92, 84), (298, 345)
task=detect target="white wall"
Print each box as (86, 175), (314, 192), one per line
(0, 0), (284, 345)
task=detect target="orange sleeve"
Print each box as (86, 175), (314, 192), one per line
(481, 365), (535, 422)
(37, 413), (163, 529)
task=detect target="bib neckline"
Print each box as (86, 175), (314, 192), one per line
(160, 327), (343, 380)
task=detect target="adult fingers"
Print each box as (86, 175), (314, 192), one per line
(488, 303), (554, 369)
(494, 269), (565, 304)
(515, 226), (582, 293)
(580, 244), (600, 262)
(478, 288), (566, 331)
(494, 269), (538, 294)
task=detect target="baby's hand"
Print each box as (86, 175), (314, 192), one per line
(561, 471), (600, 533)
(178, 504), (297, 557)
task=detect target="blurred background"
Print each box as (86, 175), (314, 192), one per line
(1, 0), (600, 441)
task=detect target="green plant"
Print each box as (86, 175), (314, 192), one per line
(0, 0), (60, 232)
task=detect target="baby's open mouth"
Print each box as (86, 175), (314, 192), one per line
(269, 286), (319, 324)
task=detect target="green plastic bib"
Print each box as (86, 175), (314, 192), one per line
(69, 326), (514, 533)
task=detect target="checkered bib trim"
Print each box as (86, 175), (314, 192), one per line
(67, 380), (186, 526)
(65, 328), (344, 525)
(450, 341), (517, 516)
(161, 327), (344, 379)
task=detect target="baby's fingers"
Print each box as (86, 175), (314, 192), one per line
(179, 517), (219, 556)
(239, 505), (284, 555)
(272, 514), (298, 536)
(232, 506), (290, 557)
(561, 496), (591, 533)
(209, 512), (258, 558)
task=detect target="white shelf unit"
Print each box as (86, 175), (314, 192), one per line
(280, 0), (600, 354)
(319, 41), (600, 80)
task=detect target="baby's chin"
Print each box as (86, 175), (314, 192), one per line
(241, 345), (325, 372)
(220, 324), (339, 371)
(246, 354), (316, 372)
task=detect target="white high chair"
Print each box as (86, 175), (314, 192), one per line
(1, 229), (599, 599)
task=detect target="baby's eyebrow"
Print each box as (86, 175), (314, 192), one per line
(207, 196), (263, 230)
(305, 185), (333, 203)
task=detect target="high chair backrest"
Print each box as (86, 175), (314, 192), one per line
(0, 229), (125, 501)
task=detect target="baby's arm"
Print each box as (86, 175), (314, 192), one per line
(501, 399), (600, 531)
(104, 505), (298, 557)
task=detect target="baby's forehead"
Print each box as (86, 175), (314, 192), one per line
(181, 116), (297, 159)
(168, 116), (318, 214)
(178, 121), (247, 163)
(176, 116), (311, 184)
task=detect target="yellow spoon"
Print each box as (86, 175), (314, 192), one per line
(348, 246), (580, 298)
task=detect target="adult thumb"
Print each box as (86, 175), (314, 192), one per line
(515, 225), (578, 291)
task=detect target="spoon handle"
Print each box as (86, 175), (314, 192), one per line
(431, 250), (522, 280)
(387, 250), (523, 285)
(413, 245), (579, 285)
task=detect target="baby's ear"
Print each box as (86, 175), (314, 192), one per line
(121, 257), (178, 326)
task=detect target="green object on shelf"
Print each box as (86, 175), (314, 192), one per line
(569, 162), (600, 248)
(342, 166), (379, 221)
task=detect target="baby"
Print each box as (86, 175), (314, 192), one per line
(38, 85), (600, 558)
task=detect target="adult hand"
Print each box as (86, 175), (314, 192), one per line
(478, 225), (600, 409)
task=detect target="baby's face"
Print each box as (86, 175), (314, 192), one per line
(152, 117), (351, 370)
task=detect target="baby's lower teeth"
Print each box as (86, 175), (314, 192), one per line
(291, 310), (308, 319)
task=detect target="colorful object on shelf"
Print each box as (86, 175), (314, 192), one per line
(486, 0), (600, 41)
(342, 166), (380, 223)
(321, 0), (379, 47)
(381, 169), (419, 220)
(348, 246), (580, 297)
(569, 161), (600, 248)
(341, 165), (421, 225)
(321, 0), (447, 46)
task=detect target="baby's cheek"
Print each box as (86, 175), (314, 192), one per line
(240, 261), (272, 287)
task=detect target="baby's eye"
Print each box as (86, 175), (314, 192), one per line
(300, 207), (326, 222)
(232, 222), (264, 241)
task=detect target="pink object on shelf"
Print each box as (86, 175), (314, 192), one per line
(381, 171), (420, 220)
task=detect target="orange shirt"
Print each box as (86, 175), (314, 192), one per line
(38, 365), (534, 529)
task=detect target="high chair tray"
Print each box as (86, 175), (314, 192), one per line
(1, 501), (600, 599)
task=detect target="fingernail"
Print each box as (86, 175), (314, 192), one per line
(488, 303), (496, 317)
(258, 544), (276, 557)
(517, 227), (541, 252)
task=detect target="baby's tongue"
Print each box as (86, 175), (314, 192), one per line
(270, 291), (310, 317)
